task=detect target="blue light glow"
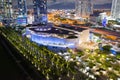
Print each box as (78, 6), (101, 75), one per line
(25, 28), (76, 49)
(17, 16), (27, 25)
(110, 49), (117, 55)
(102, 17), (107, 27)
(41, 15), (47, 22)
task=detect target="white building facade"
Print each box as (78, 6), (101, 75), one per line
(75, 0), (93, 18)
(111, 0), (120, 19)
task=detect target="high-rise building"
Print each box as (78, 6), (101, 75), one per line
(18, 0), (27, 15)
(33, 0), (47, 25)
(88, 0), (93, 14)
(0, 0), (13, 18)
(111, 0), (120, 19)
(75, 0), (93, 18)
(0, 0), (4, 15)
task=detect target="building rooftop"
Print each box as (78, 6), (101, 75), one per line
(29, 27), (76, 35)
(59, 24), (87, 32)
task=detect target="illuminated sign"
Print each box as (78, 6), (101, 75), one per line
(110, 49), (117, 55)
(102, 17), (107, 27)
(17, 16), (27, 25)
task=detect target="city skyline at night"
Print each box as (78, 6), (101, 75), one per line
(0, 0), (120, 80)
(12, 0), (112, 8)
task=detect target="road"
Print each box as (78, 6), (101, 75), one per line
(91, 28), (120, 38)
(76, 25), (120, 39)
(57, 23), (120, 38)
(55, 23), (120, 43)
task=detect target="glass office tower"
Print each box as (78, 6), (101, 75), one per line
(18, 0), (27, 15)
(17, 0), (27, 26)
(33, 0), (47, 25)
(0, 0), (13, 18)
(75, 0), (93, 18)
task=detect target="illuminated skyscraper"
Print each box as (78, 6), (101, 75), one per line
(53, 0), (56, 2)
(17, 0), (27, 26)
(0, 0), (5, 16)
(111, 0), (120, 19)
(88, 0), (93, 14)
(0, 0), (13, 18)
(18, 0), (27, 15)
(33, 0), (47, 25)
(75, 0), (93, 18)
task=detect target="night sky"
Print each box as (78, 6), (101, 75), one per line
(12, 0), (112, 5)
(12, 0), (112, 9)
(49, 0), (112, 4)
(93, 0), (112, 4)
